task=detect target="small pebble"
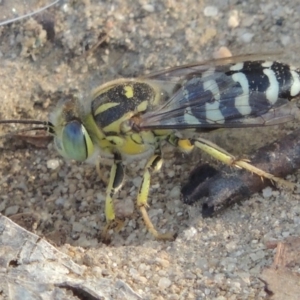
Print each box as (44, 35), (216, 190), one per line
(169, 186), (180, 199)
(158, 277), (172, 289)
(228, 10), (240, 28)
(72, 222), (84, 232)
(242, 15), (255, 27)
(0, 201), (6, 212)
(240, 32), (254, 43)
(214, 46), (232, 59)
(249, 250), (265, 262)
(230, 281), (241, 292)
(55, 197), (66, 206)
(5, 205), (19, 216)
(262, 186), (273, 198)
(47, 159), (60, 170)
(214, 273), (225, 283)
(183, 227), (197, 240)
(196, 258), (208, 270)
(280, 35), (291, 46)
(205, 288), (211, 295)
(282, 231), (290, 238)
(204, 6), (218, 17)
(132, 177), (142, 188)
(142, 4), (155, 13)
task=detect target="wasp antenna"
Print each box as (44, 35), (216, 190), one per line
(25, 126), (52, 133)
(0, 119), (46, 125)
(0, 126), (52, 139)
(0, 120), (55, 135)
(0, 119), (54, 127)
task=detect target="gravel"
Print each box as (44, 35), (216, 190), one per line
(1, 0), (300, 299)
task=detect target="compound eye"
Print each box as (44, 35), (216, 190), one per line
(55, 120), (94, 162)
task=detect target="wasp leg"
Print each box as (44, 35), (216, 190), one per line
(170, 136), (292, 188)
(101, 153), (125, 241)
(137, 154), (175, 241)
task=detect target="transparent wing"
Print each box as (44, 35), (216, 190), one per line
(141, 53), (281, 82)
(139, 57), (299, 130)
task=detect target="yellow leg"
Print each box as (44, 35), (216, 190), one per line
(101, 154), (125, 241)
(137, 155), (175, 240)
(174, 137), (294, 189)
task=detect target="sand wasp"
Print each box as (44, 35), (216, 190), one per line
(1, 55), (300, 240)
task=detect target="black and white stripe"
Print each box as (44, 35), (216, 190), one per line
(140, 60), (300, 129)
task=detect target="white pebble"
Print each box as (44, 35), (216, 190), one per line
(138, 263), (147, 273)
(230, 281), (241, 292)
(183, 227), (197, 240)
(227, 262), (236, 272)
(241, 32), (254, 43)
(214, 273), (225, 283)
(143, 4), (155, 13)
(129, 268), (138, 276)
(55, 197), (66, 206)
(47, 159), (60, 170)
(62, 4), (69, 12)
(169, 186), (180, 199)
(282, 231), (290, 238)
(237, 272), (250, 284)
(262, 186), (273, 198)
(249, 250), (265, 262)
(205, 288), (211, 295)
(96, 193), (105, 203)
(158, 277), (172, 289)
(92, 266), (103, 277)
(167, 169), (175, 177)
(204, 6), (218, 17)
(225, 241), (237, 251)
(228, 10), (239, 28)
(280, 35), (291, 46)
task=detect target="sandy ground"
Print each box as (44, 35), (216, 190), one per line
(1, 0), (300, 299)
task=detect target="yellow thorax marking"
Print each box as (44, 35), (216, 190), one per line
(137, 100), (148, 112)
(124, 85), (134, 98)
(94, 102), (119, 115)
(121, 133), (154, 155)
